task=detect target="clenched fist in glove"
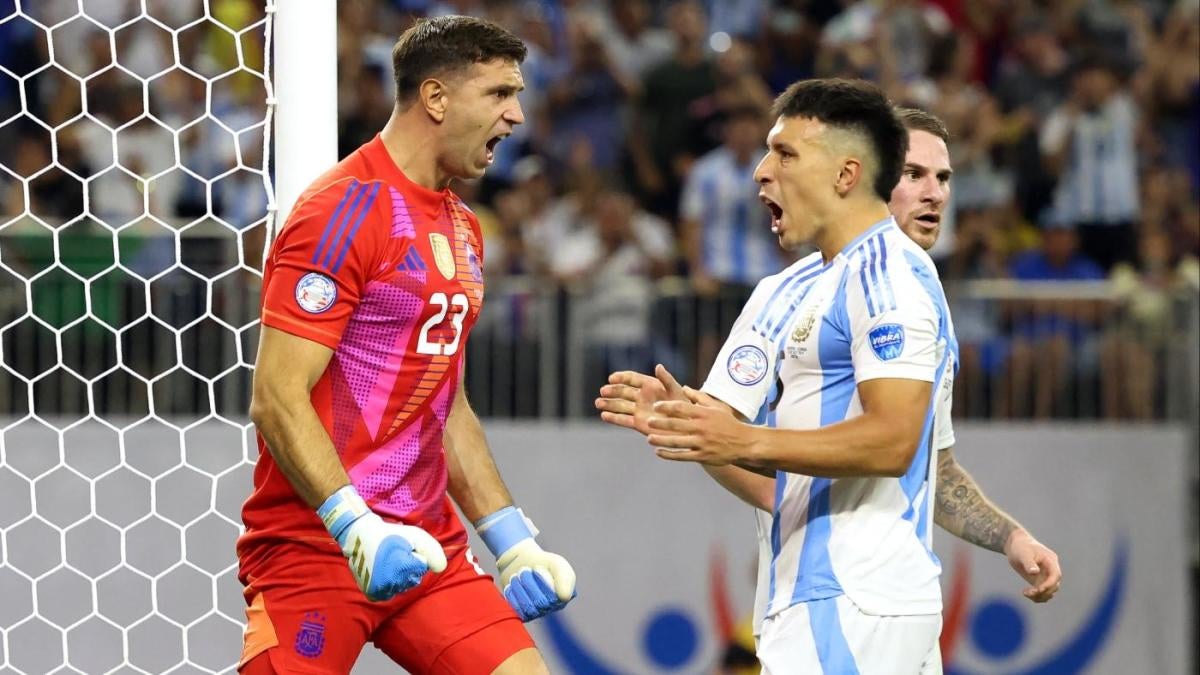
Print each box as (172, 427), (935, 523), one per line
(318, 485), (447, 601)
(475, 506), (576, 621)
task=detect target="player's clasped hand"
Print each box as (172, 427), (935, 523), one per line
(646, 386), (756, 466)
(476, 506), (576, 621)
(318, 485), (448, 602)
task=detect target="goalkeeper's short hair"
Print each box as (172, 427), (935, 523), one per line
(391, 15), (527, 107)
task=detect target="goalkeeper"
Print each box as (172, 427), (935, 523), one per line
(237, 16), (573, 675)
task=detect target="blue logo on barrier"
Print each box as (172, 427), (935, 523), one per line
(295, 611), (326, 659)
(544, 607), (701, 674)
(946, 538), (1127, 675)
(868, 324), (905, 361)
(543, 549), (740, 673)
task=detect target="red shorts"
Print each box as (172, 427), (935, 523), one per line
(237, 541), (534, 674)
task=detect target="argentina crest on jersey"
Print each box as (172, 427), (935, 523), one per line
(429, 233), (456, 280)
(785, 291), (825, 360)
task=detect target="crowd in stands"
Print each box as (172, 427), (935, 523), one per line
(1, 0), (1198, 419)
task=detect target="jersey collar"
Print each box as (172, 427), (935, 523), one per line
(365, 134), (450, 216)
(839, 215), (897, 258)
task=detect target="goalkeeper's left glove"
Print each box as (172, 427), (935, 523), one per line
(475, 506), (576, 621)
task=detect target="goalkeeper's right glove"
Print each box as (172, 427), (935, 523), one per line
(317, 485), (447, 601)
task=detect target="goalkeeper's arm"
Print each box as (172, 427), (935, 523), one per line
(444, 376), (576, 621)
(250, 326), (446, 601)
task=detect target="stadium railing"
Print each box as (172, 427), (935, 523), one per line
(1, 224), (1197, 429)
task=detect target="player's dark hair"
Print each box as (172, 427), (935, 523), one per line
(771, 79), (907, 201)
(895, 107), (950, 143)
(392, 15), (527, 106)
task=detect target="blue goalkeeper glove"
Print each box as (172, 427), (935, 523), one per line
(475, 506), (576, 621)
(318, 485), (447, 602)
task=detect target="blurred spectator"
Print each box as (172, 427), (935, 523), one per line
(905, 32), (1010, 258)
(707, 37), (775, 120)
(1004, 223), (1106, 418)
(492, 157), (552, 275)
(628, 0), (718, 216)
(757, 1), (823, 92)
(544, 19), (636, 172)
(599, 0), (675, 83)
(705, 0), (769, 40)
(528, 154), (607, 279)
(993, 13), (1070, 224)
(553, 187), (676, 286)
(339, 63), (393, 158)
(554, 187), (678, 398)
(1040, 56), (1140, 271)
(679, 104), (782, 374)
(1105, 227), (1196, 419)
(818, 0), (951, 83)
(1145, 0), (1200, 193)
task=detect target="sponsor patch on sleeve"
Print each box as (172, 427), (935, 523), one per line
(868, 323), (905, 361)
(295, 272), (337, 314)
(726, 345), (768, 385)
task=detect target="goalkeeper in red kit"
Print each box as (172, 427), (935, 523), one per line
(237, 16), (574, 675)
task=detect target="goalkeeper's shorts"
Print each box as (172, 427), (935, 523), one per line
(237, 540), (533, 674)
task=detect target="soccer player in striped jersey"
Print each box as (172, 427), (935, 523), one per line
(597, 97), (1063, 672)
(659, 81), (947, 672)
(889, 109), (1061, 614)
(238, 17), (572, 675)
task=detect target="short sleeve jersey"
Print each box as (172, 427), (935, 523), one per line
(239, 135), (485, 559)
(703, 218), (956, 622)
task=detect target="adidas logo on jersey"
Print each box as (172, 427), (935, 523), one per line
(395, 247), (427, 272)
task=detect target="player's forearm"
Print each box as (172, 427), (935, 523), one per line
(742, 413), (919, 478)
(934, 448), (1022, 553)
(702, 465), (774, 512)
(443, 396), (513, 522)
(249, 392), (350, 508)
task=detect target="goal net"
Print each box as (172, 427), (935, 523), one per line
(1, 1), (274, 671)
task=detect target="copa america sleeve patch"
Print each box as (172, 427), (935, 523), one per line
(726, 345), (768, 385)
(868, 324), (905, 361)
(295, 272), (337, 313)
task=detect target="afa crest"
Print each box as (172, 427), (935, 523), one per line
(429, 233), (456, 280)
(294, 611), (326, 659)
(791, 308), (818, 344)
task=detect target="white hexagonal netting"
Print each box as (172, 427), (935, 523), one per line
(0, 1), (274, 672)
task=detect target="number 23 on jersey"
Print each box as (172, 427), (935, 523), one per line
(416, 292), (468, 356)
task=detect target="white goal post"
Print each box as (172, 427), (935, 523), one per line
(272, 0), (337, 228)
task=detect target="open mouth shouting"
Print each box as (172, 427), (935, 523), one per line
(761, 194), (784, 234)
(485, 133), (508, 163)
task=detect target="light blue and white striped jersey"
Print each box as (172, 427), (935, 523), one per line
(1041, 94), (1140, 226)
(680, 147), (786, 285)
(703, 217), (957, 626)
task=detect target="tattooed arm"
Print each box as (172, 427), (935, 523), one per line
(935, 447), (1063, 602)
(935, 447), (1018, 551)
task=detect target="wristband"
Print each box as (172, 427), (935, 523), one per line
(474, 506), (538, 556)
(317, 485), (368, 540)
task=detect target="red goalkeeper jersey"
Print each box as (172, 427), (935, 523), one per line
(238, 135), (484, 560)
